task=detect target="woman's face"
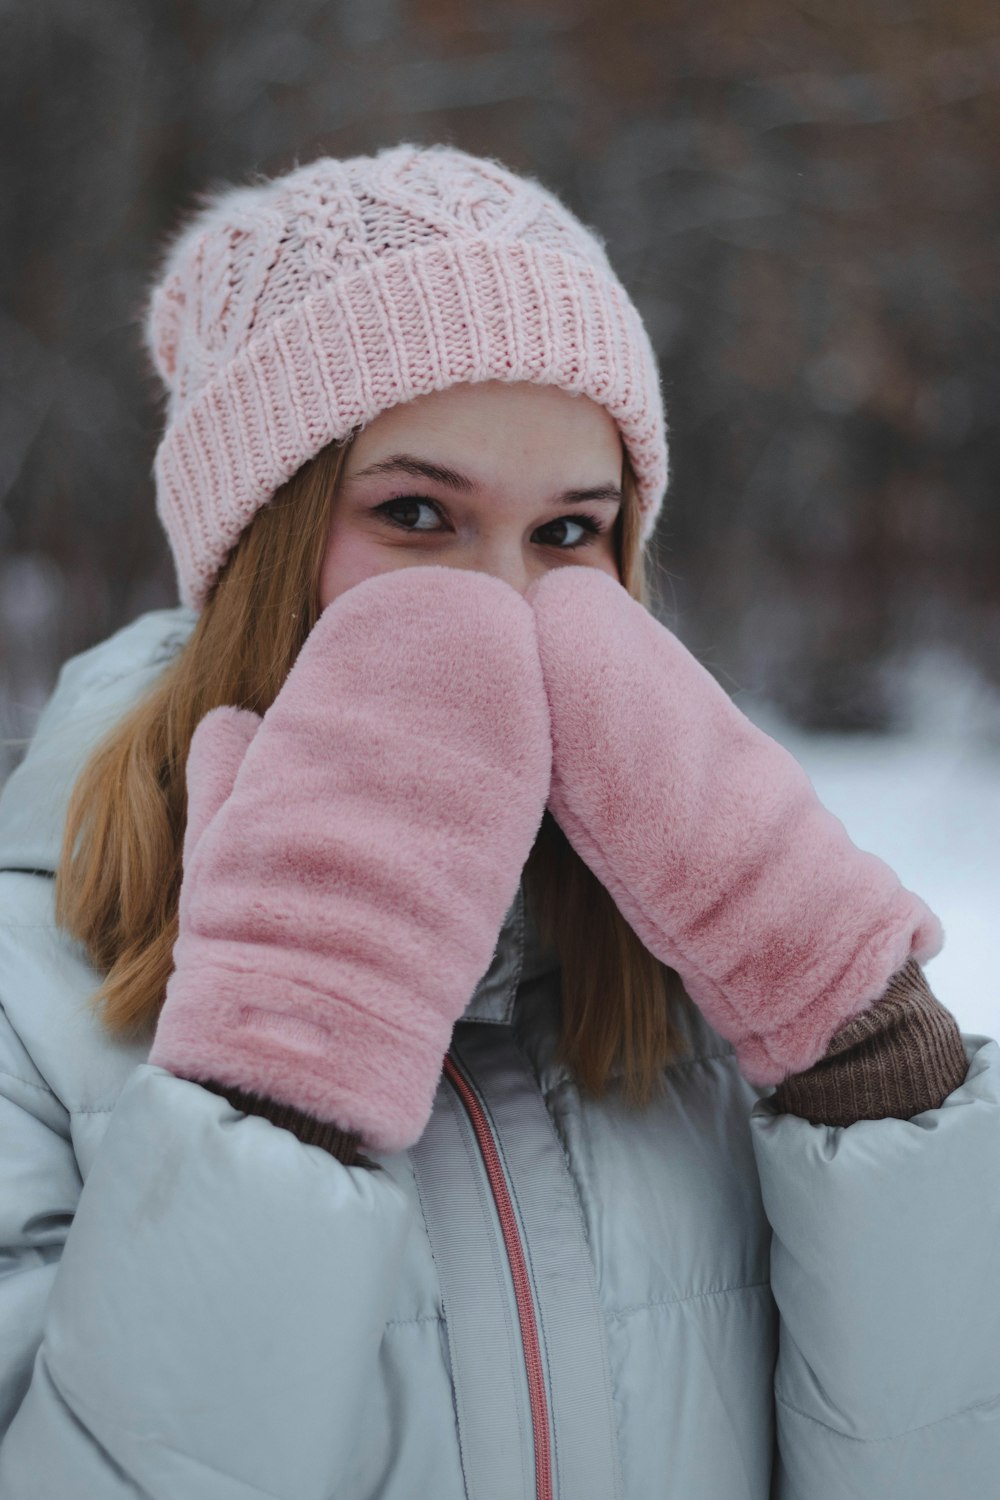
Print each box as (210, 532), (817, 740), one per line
(319, 380), (625, 609)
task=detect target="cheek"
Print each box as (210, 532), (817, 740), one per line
(318, 520), (398, 609)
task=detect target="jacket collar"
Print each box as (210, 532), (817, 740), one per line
(462, 877), (561, 1024)
(0, 607), (199, 876)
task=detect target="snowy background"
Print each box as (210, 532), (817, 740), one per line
(742, 650), (1000, 1040)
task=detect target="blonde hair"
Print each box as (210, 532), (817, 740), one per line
(55, 432), (690, 1110)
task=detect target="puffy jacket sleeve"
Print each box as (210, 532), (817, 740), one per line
(749, 1028), (1000, 1499)
(0, 1006), (415, 1498)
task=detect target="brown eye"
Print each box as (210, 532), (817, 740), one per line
(534, 514), (606, 550)
(375, 497), (443, 532)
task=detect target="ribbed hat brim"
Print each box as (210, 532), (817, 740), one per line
(154, 237), (668, 611)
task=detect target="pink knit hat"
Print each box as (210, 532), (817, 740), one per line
(143, 142), (669, 612)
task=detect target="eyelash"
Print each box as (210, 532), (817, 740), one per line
(373, 495), (608, 550)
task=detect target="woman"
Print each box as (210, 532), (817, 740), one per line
(0, 142), (996, 1498)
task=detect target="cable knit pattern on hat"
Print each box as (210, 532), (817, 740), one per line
(143, 143), (669, 610)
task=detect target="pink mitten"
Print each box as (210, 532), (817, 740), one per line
(525, 566), (943, 1086)
(150, 564), (552, 1154)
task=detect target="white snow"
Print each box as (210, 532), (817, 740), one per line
(744, 646), (1000, 1042)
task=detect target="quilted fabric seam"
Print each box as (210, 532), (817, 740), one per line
(606, 1278), (771, 1321)
(0, 1066), (55, 1096)
(775, 1387), (1000, 1444)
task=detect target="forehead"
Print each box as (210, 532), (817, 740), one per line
(346, 380), (623, 480)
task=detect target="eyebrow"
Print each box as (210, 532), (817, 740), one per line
(351, 453), (624, 507)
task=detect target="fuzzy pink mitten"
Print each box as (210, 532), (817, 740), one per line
(525, 566), (944, 1086)
(149, 564), (552, 1154)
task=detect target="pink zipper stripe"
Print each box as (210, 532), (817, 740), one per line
(444, 1052), (553, 1500)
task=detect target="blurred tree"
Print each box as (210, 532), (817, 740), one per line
(2, 0), (998, 778)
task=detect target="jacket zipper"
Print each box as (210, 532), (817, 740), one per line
(443, 1051), (553, 1500)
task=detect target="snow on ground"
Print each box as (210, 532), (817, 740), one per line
(745, 647), (1000, 1042)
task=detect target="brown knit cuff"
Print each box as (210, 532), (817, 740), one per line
(770, 958), (969, 1127)
(194, 1077), (376, 1169)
